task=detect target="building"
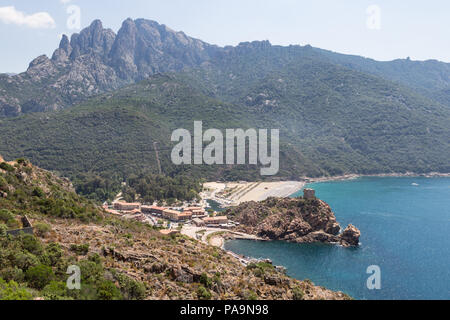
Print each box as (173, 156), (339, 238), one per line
(303, 188), (316, 200)
(203, 216), (228, 225)
(113, 201), (141, 211)
(142, 205), (165, 216)
(184, 206), (207, 217)
(193, 218), (205, 227)
(163, 209), (193, 222)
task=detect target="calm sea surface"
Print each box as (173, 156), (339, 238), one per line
(224, 177), (450, 299)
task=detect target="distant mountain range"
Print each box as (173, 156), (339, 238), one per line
(1, 18), (449, 117)
(0, 18), (448, 197)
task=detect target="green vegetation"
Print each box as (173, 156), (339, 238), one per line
(246, 261), (275, 278)
(0, 160), (100, 222)
(197, 285), (212, 300)
(122, 172), (202, 204)
(0, 161), (149, 300)
(0, 232), (148, 300)
(0, 278), (32, 300)
(70, 243), (90, 256)
(292, 286), (305, 300)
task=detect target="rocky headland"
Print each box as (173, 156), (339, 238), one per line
(225, 194), (361, 247)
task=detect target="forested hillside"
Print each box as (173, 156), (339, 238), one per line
(0, 19), (449, 202)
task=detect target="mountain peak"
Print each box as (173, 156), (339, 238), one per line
(89, 19), (103, 30)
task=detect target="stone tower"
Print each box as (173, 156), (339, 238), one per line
(303, 188), (316, 200)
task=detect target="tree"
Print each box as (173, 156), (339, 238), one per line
(0, 278), (32, 300)
(25, 264), (54, 289)
(97, 280), (122, 300)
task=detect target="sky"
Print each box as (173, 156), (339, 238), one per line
(0, 0), (449, 73)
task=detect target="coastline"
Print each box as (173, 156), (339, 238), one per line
(203, 172), (449, 208)
(303, 172), (450, 184)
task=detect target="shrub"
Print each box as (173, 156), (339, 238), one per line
(42, 281), (72, 300)
(16, 158), (29, 166)
(97, 280), (122, 300)
(116, 273), (146, 300)
(246, 290), (258, 300)
(0, 175), (7, 189)
(0, 223), (7, 236)
(0, 162), (14, 172)
(32, 187), (45, 198)
(0, 209), (14, 224)
(292, 286), (304, 300)
(197, 285), (212, 300)
(200, 272), (212, 288)
(13, 251), (40, 271)
(20, 234), (43, 255)
(25, 264), (54, 289)
(0, 267), (25, 283)
(70, 243), (89, 256)
(35, 222), (52, 237)
(45, 243), (63, 266)
(0, 278), (32, 300)
(78, 260), (103, 284)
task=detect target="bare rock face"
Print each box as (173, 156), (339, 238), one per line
(227, 197), (360, 246)
(0, 18), (221, 117)
(339, 224), (361, 247)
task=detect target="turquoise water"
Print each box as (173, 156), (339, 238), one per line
(207, 199), (225, 212)
(224, 177), (450, 300)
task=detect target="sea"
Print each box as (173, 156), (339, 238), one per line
(224, 177), (450, 300)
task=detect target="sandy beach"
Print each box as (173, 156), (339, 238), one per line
(203, 181), (305, 206)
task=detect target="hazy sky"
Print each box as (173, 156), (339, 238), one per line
(0, 0), (449, 73)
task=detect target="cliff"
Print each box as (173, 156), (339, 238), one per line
(226, 197), (361, 247)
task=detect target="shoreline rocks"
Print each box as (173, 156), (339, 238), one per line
(226, 196), (361, 247)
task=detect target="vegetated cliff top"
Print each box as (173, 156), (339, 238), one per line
(0, 157), (351, 300)
(226, 197), (361, 247)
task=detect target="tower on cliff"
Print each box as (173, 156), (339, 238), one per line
(303, 188), (316, 200)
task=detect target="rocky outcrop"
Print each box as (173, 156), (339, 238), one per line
(0, 18), (221, 117)
(226, 197), (360, 247)
(339, 224), (361, 247)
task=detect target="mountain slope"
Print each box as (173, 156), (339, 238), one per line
(314, 48), (450, 106)
(0, 18), (448, 197)
(0, 157), (349, 300)
(0, 60), (448, 194)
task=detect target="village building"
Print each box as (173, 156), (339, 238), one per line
(113, 201), (141, 211)
(142, 205), (165, 216)
(203, 216), (228, 225)
(163, 209), (193, 222)
(192, 218), (205, 227)
(184, 206), (207, 217)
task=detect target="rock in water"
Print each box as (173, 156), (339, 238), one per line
(339, 224), (361, 247)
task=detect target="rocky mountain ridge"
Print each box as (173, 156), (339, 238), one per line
(0, 18), (220, 116)
(1, 18), (449, 117)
